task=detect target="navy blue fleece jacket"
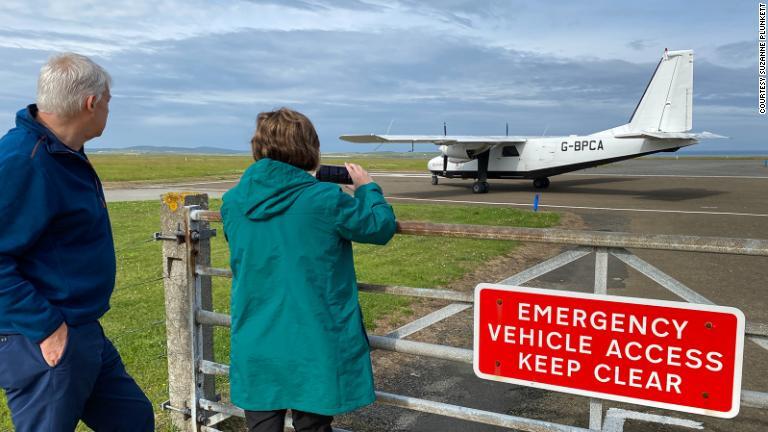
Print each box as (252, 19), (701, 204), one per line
(0, 105), (115, 343)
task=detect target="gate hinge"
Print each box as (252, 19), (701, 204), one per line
(160, 400), (191, 418)
(190, 228), (217, 242)
(153, 225), (216, 244)
(153, 223), (187, 244)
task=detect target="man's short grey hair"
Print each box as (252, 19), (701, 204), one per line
(36, 53), (112, 118)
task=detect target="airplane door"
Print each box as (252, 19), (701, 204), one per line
(494, 144), (521, 171)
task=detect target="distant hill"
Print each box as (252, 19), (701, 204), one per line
(89, 145), (248, 155)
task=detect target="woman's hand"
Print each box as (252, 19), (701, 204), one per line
(345, 162), (373, 192)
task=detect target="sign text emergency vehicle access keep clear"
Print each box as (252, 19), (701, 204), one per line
(473, 284), (745, 418)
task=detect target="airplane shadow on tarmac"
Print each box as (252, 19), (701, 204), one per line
(395, 176), (725, 202)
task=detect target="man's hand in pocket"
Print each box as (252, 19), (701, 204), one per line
(39, 322), (68, 367)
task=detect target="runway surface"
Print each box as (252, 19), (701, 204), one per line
(371, 161), (768, 432)
(105, 159), (768, 431)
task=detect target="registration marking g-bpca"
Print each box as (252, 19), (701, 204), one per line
(473, 284), (745, 418)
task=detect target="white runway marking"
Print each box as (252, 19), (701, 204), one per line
(372, 172), (431, 178)
(371, 172), (768, 179)
(387, 196), (768, 218)
(567, 173), (768, 179)
(602, 408), (703, 431)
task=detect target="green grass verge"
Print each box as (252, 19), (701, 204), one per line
(90, 152), (768, 184)
(321, 157), (428, 172)
(90, 154), (253, 182)
(0, 201), (558, 430)
(90, 155), (429, 183)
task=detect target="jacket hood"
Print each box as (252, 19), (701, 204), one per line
(228, 158), (318, 221)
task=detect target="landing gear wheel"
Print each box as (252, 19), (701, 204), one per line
(472, 181), (489, 194)
(431, 175), (439, 185)
(533, 177), (550, 189)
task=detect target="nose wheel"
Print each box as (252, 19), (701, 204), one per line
(431, 175), (439, 185)
(472, 181), (489, 194)
(533, 177), (550, 189)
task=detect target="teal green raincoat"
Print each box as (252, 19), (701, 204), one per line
(221, 158), (396, 415)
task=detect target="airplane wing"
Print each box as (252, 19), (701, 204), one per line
(614, 131), (727, 140)
(340, 134), (528, 145)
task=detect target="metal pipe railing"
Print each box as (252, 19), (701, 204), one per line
(196, 266), (475, 302)
(195, 310), (474, 363)
(200, 352), (768, 412)
(190, 210), (768, 256)
(197, 393), (593, 432)
(197, 399), (352, 432)
(195, 296), (768, 341)
(196, 309), (768, 411)
(198, 362), (593, 432)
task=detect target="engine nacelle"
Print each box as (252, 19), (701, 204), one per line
(439, 143), (491, 163)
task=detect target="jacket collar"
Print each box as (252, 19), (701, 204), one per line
(16, 104), (84, 156)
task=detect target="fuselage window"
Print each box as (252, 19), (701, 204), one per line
(502, 146), (519, 157)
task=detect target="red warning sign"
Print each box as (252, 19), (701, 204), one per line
(473, 284), (744, 418)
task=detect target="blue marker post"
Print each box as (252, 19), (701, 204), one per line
(764, 160), (768, 168)
(533, 193), (541, 212)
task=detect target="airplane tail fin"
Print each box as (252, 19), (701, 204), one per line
(627, 49), (693, 133)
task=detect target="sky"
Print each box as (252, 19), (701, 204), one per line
(0, 0), (765, 153)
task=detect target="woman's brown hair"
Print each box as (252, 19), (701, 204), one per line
(250, 108), (320, 171)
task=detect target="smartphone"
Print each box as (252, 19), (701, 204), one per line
(315, 164), (353, 184)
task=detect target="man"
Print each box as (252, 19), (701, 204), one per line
(0, 53), (154, 431)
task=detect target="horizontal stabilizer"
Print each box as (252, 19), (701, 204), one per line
(614, 131), (726, 140)
(340, 134), (527, 145)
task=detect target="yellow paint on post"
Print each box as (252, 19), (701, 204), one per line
(162, 192), (196, 213)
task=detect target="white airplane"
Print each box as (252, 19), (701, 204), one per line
(341, 49), (721, 193)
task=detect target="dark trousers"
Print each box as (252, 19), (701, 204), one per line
(0, 322), (154, 432)
(245, 409), (333, 432)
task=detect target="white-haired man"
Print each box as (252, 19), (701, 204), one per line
(0, 53), (153, 431)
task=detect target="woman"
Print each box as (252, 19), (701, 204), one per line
(221, 108), (396, 432)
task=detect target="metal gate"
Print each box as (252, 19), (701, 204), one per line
(157, 193), (768, 431)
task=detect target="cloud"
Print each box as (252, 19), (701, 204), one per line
(245, 0), (385, 12)
(0, 0), (473, 56)
(108, 29), (652, 107)
(140, 114), (242, 126)
(0, 1), (763, 151)
(627, 39), (653, 51)
(713, 40), (756, 66)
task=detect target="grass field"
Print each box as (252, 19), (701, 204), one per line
(89, 152), (768, 184)
(89, 154), (429, 183)
(0, 200), (558, 431)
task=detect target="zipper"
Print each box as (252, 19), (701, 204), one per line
(80, 156), (107, 209)
(89, 161), (107, 208)
(51, 139), (107, 208)
(30, 136), (45, 159)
